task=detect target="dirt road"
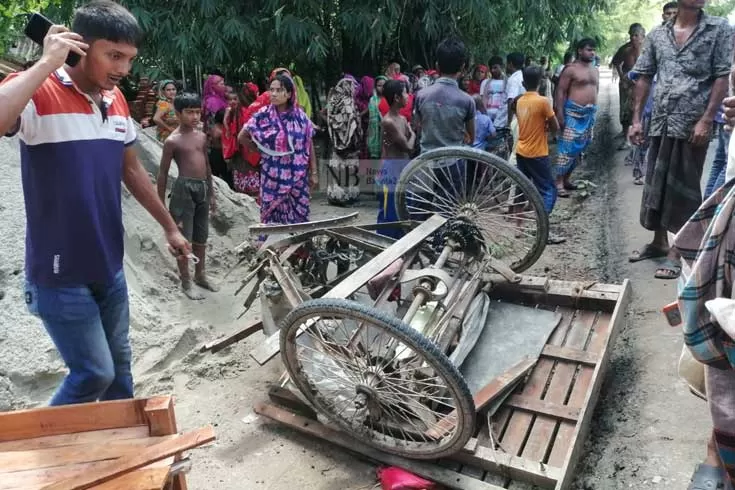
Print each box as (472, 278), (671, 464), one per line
(0, 70), (712, 489)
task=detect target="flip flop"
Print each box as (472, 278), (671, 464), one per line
(628, 244), (668, 263)
(563, 183), (580, 191)
(557, 188), (571, 198)
(655, 258), (682, 280)
(687, 464), (727, 490)
(634, 178), (644, 185)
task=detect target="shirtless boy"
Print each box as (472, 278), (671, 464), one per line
(376, 79), (416, 239)
(553, 38), (599, 197)
(157, 93), (219, 300)
(612, 24), (646, 145)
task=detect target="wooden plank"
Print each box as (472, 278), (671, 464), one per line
(254, 401), (504, 490)
(427, 358), (536, 439)
(452, 444), (562, 488)
(483, 274), (549, 292)
(0, 460), (174, 490)
(0, 399), (147, 443)
(200, 318), (263, 353)
(267, 386), (317, 420)
(80, 467), (170, 490)
(518, 310), (597, 463)
(42, 426), (215, 490)
(547, 314), (609, 467)
(0, 426), (149, 452)
(248, 212), (360, 235)
(540, 345), (598, 366)
(498, 308), (575, 458)
(250, 215), (447, 365)
(144, 397), (187, 490)
(488, 280), (619, 312)
(505, 396), (580, 423)
(0, 436), (176, 473)
(553, 278), (631, 490)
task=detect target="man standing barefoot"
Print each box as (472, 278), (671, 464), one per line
(553, 38), (599, 198)
(612, 23), (646, 148)
(628, 0), (732, 280)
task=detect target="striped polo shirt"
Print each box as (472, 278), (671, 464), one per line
(2, 68), (137, 287)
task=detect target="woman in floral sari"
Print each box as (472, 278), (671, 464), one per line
(239, 74), (317, 227)
(152, 80), (178, 142)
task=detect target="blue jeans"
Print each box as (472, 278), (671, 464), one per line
(704, 123), (730, 199)
(516, 155), (557, 214)
(24, 269), (133, 405)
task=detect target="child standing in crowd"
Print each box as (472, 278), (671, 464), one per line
(471, 94), (496, 151)
(514, 66), (565, 245)
(157, 93), (219, 300)
(377, 79), (416, 239)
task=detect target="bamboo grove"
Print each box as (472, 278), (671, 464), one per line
(3, 0), (735, 87)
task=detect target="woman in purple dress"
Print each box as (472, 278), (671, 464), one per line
(239, 74), (317, 227)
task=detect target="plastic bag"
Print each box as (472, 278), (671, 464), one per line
(377, 466), (436, 490)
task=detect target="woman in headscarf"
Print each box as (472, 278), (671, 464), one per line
(239, 74), (317, 227)
(293, 74), (312, 119)
(326, 76), (362, 205)
(355, 76), (374, 159)
(468, 64), (488, 95)
(202, 74), (228, 131)
(249, 67), (293, 117)
(223, 82), (261, 198)
(368, 76), (387, 159)
(152, 80), (178, 142)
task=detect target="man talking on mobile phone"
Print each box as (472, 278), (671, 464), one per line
(0, 1), (191, 405)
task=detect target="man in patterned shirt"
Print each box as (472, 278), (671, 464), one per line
(628, 0), (732, 280)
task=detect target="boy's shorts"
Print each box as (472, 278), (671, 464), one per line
(169, 177), (209, 244)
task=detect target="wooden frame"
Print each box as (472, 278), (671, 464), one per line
(254, 277), (631, 490)
(0, 396), (213, 490)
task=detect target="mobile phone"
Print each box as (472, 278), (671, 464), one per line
(24, 13), (82, 67)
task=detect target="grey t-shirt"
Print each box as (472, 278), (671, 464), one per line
(414, 77), (475, 153)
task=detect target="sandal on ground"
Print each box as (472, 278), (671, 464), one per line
(687, 464), (727, 490)
(557, 188), (571, 198)
(634, 178), (644, 185)
(655, 258), (682, 280)
(547, 234), (567, 245)
(628, 244), (668, 263)
(563, 182), (580, 191)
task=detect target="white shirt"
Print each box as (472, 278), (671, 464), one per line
(495, 70), (525, 128)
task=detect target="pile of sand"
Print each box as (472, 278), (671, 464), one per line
(0, 129), (260, 409)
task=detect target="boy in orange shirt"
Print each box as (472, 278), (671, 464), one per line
(515, 66), (565, 244)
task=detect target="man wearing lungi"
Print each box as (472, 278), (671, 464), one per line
(612, 23), (647, 149)
(628, 0), (732, 280)
(675, 178), (735, 490)
(553, 38), (599, 198)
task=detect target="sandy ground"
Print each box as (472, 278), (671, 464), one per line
(0, 70), (716, 489)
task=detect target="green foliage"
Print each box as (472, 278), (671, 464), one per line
(4, 0), (733, 90)
(0, 0), (58, 54)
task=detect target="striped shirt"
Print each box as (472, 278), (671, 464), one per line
(1, 68), (136, 287)
(674, 179), (735, 369)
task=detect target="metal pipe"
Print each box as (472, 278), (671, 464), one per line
(401, 244), (454, 324)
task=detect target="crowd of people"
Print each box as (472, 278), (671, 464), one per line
(143, 36), (602, 247)
(1, 0), (735, 488)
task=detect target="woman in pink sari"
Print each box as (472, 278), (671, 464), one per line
(202, 74), (228, 131)
(239, 74), (317, 228)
